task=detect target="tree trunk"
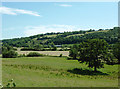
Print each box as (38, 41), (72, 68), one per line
(73, 55), (76, 59)
(94, 66), (97, 72)
(94, 59), (97, 72)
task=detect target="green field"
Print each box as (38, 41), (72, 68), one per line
(2, 57), (118, 87)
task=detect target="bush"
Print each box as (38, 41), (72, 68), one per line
(2, 45), (18, 58)
(2, 50), (18, 58)
(27, 52), (43, 57)
(59, 54), (62, 57)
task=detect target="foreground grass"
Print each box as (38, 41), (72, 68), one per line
(2, 57), (118, 87)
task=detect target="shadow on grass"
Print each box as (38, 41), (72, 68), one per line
(67, 68), (109, 75)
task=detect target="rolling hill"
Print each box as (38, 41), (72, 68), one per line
(2, 27), (119, 47)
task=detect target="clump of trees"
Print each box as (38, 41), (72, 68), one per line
(20, 42), (57, 51)
(2, 44), (18, 58)
(69, 39), (114, 72)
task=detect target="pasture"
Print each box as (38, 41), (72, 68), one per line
(2, 56), (118, 87)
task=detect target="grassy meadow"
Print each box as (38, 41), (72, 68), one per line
(2, 56), (118, 87)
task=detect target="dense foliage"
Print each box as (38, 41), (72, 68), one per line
(69, 44), (78, 59)
(2, 27), (119, 48)
(2, 45), (18, 58)
(69, 39), (114, 72)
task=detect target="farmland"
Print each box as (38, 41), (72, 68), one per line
(1, 1), (119, 88)
(2, 27), (119, 87)
(2, 57), (118, 87)
(17, 51), (69, 56)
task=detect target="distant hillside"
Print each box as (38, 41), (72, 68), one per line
(2, 27), (119, 47)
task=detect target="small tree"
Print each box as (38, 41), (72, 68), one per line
(78, 39), (111, 72)
(48, 42), (57, 51)
(59, 54), (62, 57)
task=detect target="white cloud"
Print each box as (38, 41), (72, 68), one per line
(59, 4), (72, 7)
(0, 6), (41, 16)
(24, 25), (82, 36)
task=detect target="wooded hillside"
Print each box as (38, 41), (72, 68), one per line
(2, 27), (119, 47)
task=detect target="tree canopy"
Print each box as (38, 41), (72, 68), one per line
(70, 39), (113, 72)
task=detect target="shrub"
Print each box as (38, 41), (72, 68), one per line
(59, 54), (62, 57)
(2, 50), (18, 58)
(27, 52), (43, 57)
(2, 45), (18, 58)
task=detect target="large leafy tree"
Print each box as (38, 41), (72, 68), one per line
(78, 39), (111, 72)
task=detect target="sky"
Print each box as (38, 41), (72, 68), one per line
(1, 2), (118, 39)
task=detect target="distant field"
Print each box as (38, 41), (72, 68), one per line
(2, 57), (118, 87)
(65, 30), (109, 38)
(17, 51), (69, 56)
(85, 30), (109, 34)
(66, 34), (84, 38)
